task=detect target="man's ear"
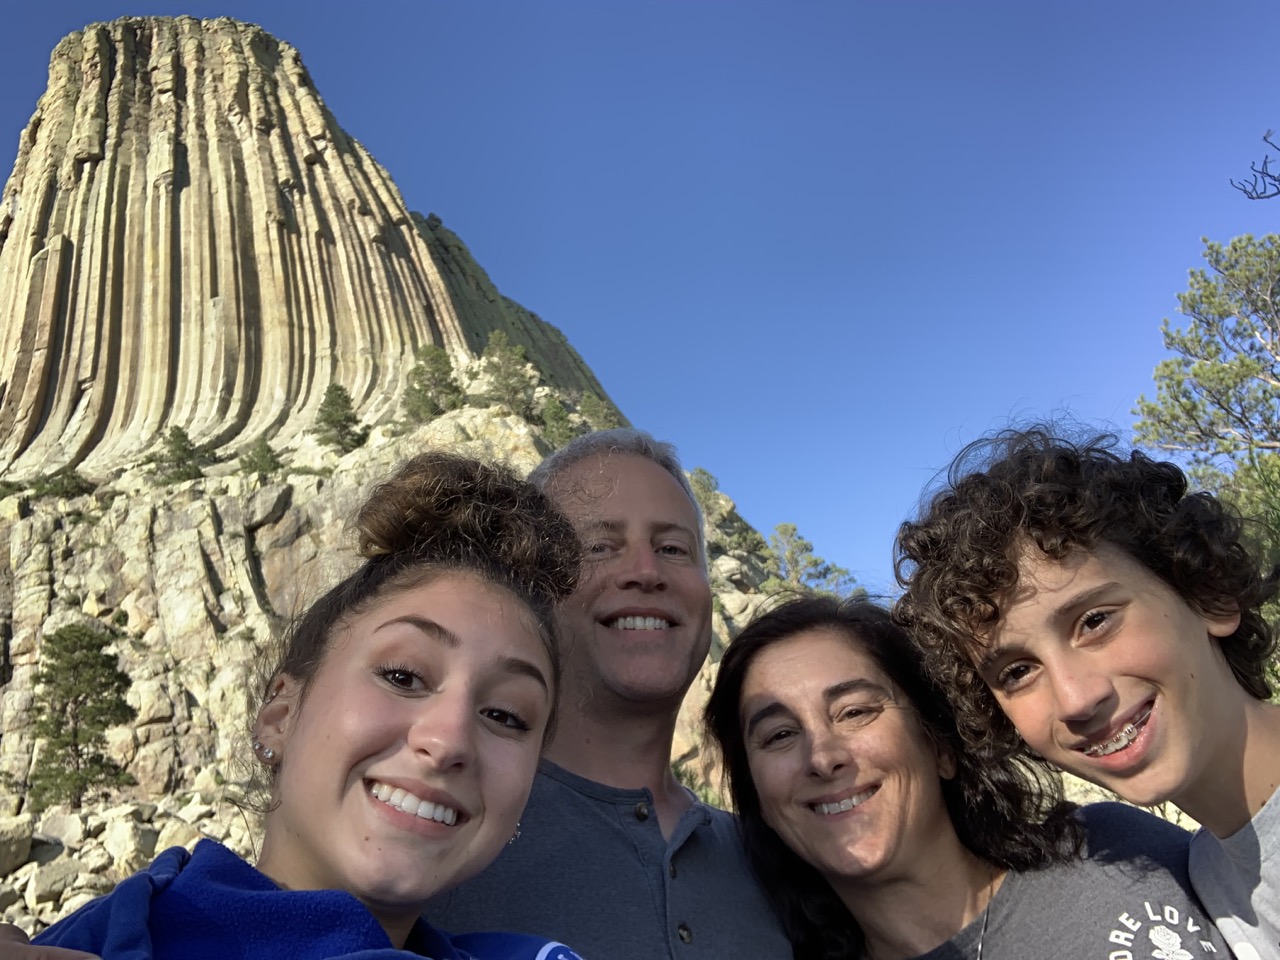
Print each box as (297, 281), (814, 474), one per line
(253, 674), (303, 762)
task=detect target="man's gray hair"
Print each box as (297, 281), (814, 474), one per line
(530, 428), (706, 559)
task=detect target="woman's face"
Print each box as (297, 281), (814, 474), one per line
(255, 571), (552, 924)
(740, 628), (956, 887)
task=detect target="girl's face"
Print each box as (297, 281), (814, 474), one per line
(739, 629), (957, 888)
(255, 571), (552, 938)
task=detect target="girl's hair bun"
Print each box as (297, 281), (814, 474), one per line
(356, 452), (580, 608)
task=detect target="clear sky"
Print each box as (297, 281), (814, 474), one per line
(2, 2), (1276, 597)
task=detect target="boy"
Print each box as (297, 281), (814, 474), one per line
(895, 427), (1280, 960)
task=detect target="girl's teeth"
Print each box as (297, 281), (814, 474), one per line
(369, 781), (459, 826)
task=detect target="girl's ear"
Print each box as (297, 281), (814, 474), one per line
(252, 675), (302, 764)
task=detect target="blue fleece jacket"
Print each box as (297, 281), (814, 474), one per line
(34, 839), (583, 960)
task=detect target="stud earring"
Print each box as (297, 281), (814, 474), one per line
(252, 740), (262, 753)
(262, 747), (275, 761)
(507, 821), (522, 845)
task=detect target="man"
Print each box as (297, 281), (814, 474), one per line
(427, 429), (792, 959)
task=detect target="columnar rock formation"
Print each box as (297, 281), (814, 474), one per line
(0, 16), (613, 479)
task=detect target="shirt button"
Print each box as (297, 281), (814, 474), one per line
(677, 923), (692, 944)
(635, 801), (649, 821)
(668, 861), (677, 878)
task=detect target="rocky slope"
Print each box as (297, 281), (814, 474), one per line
(0, 16), (616, 480)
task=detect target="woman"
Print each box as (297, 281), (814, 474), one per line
(705, 597), (1228, 960)
(33, 452), (586, 960)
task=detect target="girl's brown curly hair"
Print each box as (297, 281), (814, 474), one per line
(893, 428), (1278, 757)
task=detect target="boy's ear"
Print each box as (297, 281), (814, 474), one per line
(253, 674), (303, 758)
(1202, 604), (1242, 640)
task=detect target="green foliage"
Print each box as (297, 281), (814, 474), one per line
(539, 395), (579, 449)
(480, 330), (535, 419)
(762, 522), (860, 598)
(688, 467), (721, 519)
(1135, 235), (1280, 462)
(672, 757), (722, 808)
(315, 384), (369, 453)
(240, 438), (282, 476)
(153, 427), (216, 483)
(32, 468), (95, 499)
(239, 437), (282, 477)
(401, 344), (463, 424)
(28, 624), (137, 812)
(578, 391), (621, 431)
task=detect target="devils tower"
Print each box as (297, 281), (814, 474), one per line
(0, 16), (614, 479)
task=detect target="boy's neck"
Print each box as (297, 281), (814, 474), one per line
(1188, 697), (1280, 837)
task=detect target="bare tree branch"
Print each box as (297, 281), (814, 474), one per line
(1232, 130), (1280, 200)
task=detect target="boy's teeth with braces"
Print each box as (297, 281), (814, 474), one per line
(369, 781), (459, 826)
(609, 616), (671, 630)
(811, 787), (877, 815)
(1083, 707), (1152, 758)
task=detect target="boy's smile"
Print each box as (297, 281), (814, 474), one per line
(978, 542), (1241, 820)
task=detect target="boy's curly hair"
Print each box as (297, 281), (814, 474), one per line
(894, 428), (1278, 755)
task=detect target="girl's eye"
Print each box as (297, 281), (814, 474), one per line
(482, 707), (531, 732)
(377, 665), (426, 691)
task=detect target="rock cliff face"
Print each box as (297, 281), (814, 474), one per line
(0, 16), (614, 480)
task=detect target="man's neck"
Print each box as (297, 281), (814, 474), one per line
(545, 698), (695, 837)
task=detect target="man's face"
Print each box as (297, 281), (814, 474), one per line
(976, 542), (1241, 818)
(547, 453), (713, 712)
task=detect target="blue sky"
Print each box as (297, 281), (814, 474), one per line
(2, 2), (1276, 596)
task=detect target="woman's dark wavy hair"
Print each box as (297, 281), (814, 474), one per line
(263, 452), (582, 746)
(704, 597), (1081, 960)
(894, 428), (1279, 759)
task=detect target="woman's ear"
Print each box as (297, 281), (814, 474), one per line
(252, 675), (302, 766)
(936, 744), (958, 781)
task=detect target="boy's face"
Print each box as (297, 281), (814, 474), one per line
(976, 542), (1241, 814)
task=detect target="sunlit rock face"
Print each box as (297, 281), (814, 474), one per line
(0, 16), (610, 479)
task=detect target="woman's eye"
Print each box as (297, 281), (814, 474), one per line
(482, 707), (531, 732)
(760, 727), (796, 747)
(837, 705), (872, 724)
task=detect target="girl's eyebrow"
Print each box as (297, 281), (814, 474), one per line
(375, 615), (549, 693)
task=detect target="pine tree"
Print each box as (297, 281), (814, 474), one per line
(155, 426), (213, 483)
(579, 392), (621, 431)
(539, 396), (579, 449)
(762, 523), (860, 598)
(402, 344), (463, 424)
(480, 331), (536, 419)
(27, 624), (137, 812)
(315, 384), (369, 453)
(239, 436), (283, 477)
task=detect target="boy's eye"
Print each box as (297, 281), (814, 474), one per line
(995, 661), (1035, 692)
(1080, 610), (1111, 635)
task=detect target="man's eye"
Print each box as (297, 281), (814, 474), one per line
(658, 543), (690, 557)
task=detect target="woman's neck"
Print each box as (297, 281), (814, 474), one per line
(831, 841), (1004, 960)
